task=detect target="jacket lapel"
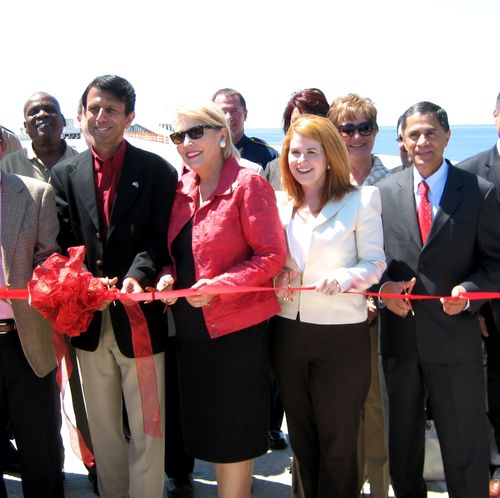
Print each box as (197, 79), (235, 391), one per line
(278, 191), (354, 271)
(427, 162), (462, 244)
(71, 150), (100, 231)
(397, 169), (423, 250)
(317, 192), (351, 224)
(1, 174), (28, 281)
(108, 143), (143, 239)
(480, 146), (500, 189)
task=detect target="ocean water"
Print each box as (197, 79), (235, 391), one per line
(247, 125), (498, 163)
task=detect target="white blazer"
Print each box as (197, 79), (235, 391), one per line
(276, 186), (386, 325)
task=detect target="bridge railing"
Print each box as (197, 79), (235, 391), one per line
(124, 131), (170, 144)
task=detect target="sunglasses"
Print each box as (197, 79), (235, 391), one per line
(338, 121), (375, 138)
(169, 125), (221, 145)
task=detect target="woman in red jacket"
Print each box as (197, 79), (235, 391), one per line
(157, 103), (286, 498)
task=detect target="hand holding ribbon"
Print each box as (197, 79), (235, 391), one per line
(441, 285), (468, 316)
(187, 278), (218, 308)
(380, 278), (416, 318)
(155, 274), (176, 305)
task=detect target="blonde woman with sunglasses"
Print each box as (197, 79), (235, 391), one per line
(157, 103), (286, 498)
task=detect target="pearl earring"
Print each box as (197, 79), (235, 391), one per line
(219, 138), (226, 148)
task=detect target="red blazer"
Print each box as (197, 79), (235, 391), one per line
(168, 157), (286, 338)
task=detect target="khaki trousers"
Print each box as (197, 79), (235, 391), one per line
(77, 310), (165, 498)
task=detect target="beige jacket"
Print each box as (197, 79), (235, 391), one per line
(276, 186), (386, 325)
(1, 172), (60, 376)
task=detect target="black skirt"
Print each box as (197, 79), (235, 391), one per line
(171, 218), (270, 463)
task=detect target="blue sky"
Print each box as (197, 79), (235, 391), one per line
(2, 0), (499, 132)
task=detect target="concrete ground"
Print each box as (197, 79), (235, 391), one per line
(4, 428), (448, 497)
(3, 442), (294, 497)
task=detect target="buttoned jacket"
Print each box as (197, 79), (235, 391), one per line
(168, 157), (286, 338)
(1, 172), (59, 376)
(458, 145), (500, 333)
(378, 165), (500, 363)
(51, 142), (178, 356)
(276, 187), (386, 325)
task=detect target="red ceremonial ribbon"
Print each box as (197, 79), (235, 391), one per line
(1, 284), (499, 307)
(13, 247), (162, 469)
(52, 333), (95, 468)
(1, 248), (498, 466)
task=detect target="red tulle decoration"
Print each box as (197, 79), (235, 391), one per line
(28, 246), (113, 337)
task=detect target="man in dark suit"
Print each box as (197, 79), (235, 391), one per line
(377, 101), (500, 498)
(51, 75), (177, 498)
(458, 91), (500, 490)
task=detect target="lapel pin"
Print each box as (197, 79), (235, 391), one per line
(132, 182), (139, 188)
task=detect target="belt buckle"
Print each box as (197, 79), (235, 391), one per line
(0, 320), (15, 333)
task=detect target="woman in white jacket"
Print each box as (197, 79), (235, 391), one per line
(269, 115), (386, 498)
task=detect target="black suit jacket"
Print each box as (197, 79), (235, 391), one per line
(458, 145), (500, 331)
(458, 145), (500, 201)
(377, 163), (500, 364)
(51, 141), (178, 357)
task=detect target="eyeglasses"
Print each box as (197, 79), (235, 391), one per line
(169, 125), (221, 145)
(338, 121), (375, 138)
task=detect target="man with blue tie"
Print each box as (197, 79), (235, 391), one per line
(376, 101), (500, 498)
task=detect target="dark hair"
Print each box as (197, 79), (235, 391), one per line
(400, 101), (449, 132)
(396, 114), (403, 131)
(211, 88), (247, 112)
(396, 114), (404, 141)
(282, 88), (329, 133)
(81, 75), (136, 115)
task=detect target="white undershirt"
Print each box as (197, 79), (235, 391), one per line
(289, 210), (314, 272)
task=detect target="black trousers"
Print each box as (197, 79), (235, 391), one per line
(482, 304), (500, 458)
(164, 336), (194, 478)
(383, 356), (489, 498)
(0, 332), (64, 498)
(270, 316), (370, 498)
(269, 372), (285, 433)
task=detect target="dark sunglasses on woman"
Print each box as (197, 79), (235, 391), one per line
(338, 121), (375, 138)
(170, 124), (222, 145)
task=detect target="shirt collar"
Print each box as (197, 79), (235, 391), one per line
(413, 159), (449, 195)
(92, 140), (127, 172)
(25, 141), (37, 161)
(363, 155), (390, 186)
(26, 139), (71, 163)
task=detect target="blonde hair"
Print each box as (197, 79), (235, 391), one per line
(328, 93), (379, 132)
(173, 103), (238, 160)
(280, 115), (355, 209)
